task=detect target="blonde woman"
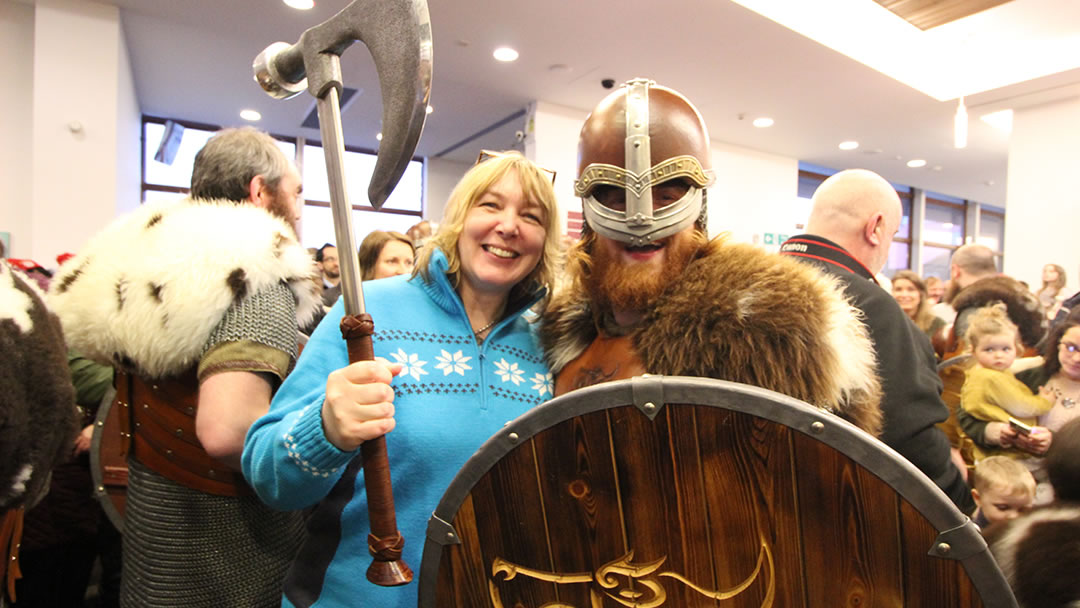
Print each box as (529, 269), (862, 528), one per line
(243, 151), (561, 608)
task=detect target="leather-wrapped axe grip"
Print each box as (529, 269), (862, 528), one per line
(340, 313), (413, 585)
(253, 0), (432, 209)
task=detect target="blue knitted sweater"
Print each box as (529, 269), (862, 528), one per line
(242, 250), (550, 608)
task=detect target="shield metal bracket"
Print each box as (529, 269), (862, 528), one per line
(928, 518), (986, 560)
(631, 374), (665, 420)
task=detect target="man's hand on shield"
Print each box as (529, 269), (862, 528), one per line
(322, 358), (403, 452)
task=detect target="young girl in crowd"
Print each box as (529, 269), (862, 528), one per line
(970, 455), (1036, 529)
(961, 304), (1057, 461)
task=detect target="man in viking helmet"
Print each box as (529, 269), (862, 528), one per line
(541, 79), (883, 434)
(48, 127), (321, 607)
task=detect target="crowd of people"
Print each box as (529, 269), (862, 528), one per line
(2, 80), (1077, 607)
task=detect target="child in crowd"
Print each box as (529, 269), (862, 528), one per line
(970, 456), (1036, 529)
(961, 304), (1056, 460)
(987, 418), (1080, 608)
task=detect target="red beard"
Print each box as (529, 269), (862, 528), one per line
(587, 231), (704, 314)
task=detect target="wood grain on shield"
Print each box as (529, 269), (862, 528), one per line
(607, 404), (703, 605)
(898, 500), (984, 608)
(697, 407), (802, 606)
(530, 411), (626, 607)
(792, 432), (904, 606)
(454, 442), (557, 606)
(436, 495), (489, 608)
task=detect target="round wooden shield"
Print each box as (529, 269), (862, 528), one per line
(419, 376), (1016, 607)
(90, 384), (128, 532)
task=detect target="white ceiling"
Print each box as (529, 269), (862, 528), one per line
(97, 0), (1080, 207)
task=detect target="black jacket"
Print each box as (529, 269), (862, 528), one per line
(781, 235), (975, 513)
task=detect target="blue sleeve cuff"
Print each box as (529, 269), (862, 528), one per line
(283, 396), (357, 478)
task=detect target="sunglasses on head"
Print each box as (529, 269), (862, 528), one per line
(476, 150), (556, 185)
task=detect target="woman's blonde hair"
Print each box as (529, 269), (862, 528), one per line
(965, 302), (1021, 351)
(413, 151), (561, 303)
(892, 270), (937, 333)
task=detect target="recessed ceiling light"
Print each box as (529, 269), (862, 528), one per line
(239, 109), (261, 121)
(838, 140), (859, 150)
(283, 0), (314, 9)
(752, 117), (774, 128)
(906, 159), (927, 168)
(376, 132), (383, 141)
(493, 47), (519, 62)
(426, 105), (434, 114)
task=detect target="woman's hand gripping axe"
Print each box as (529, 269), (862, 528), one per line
(253, 0), (432, 587)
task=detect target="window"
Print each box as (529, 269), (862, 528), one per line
(140, 116), (425, 251)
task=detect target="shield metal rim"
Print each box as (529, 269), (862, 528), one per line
(89, 384), (125, 533)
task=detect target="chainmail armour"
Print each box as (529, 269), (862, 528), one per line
(121, 283), (305, 607)
(203, 281), (301, 365)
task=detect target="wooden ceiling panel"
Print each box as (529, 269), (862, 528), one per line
(874, 0), (1014, 30)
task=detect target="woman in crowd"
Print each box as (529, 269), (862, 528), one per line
(1036, 263), (1067, 321)
(926, 275), (945, 306)
(892, 270), (946, 340)
(959, 308), (1080, 503)
(357, 230), (415, 280)
(242, 151), (560, 608)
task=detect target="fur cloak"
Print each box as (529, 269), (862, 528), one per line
(952, 275), (1046, 349)
(985, 504), (1080, 608)
(0, 262), (77, 510)
(48, 199), (321, 379)
(541, 237), (883, 435)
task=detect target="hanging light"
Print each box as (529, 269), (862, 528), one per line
(954, 96), (968, 149)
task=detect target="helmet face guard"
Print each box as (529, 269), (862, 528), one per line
(575, 79), (714, 246)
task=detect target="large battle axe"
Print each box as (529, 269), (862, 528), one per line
(253, 0), (432, 587)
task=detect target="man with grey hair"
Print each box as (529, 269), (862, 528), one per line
(781, 169), (974, 513)
(49, 126), (319, 606)
(931, 243), (998, 324)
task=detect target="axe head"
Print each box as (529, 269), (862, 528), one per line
(253, 0), (433, 209)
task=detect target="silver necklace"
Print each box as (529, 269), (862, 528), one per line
(1051, 385), (1078, 409)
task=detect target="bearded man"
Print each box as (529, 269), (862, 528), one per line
(541, 79), (882, 434)
(49, 127), (320, 607)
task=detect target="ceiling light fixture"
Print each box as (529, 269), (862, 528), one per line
(752, 117), (774, 128)
(954, 96), (968, 149)
(376, 132), (383, 141)
(493, 47), (519, 62)
(239, 109), (261, 121)
(838, 140), (859, 150)
(426, 105), (434, 114)
(283, 0), (314, 9)
(907, 159), (927, 168)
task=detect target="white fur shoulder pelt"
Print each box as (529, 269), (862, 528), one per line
(48, 198), (320, 378)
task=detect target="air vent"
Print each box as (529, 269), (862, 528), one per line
(301, 87), (361, 129)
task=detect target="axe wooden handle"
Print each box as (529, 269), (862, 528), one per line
(341, 314), (413, 586)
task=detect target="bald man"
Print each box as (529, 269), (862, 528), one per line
(781, 169), (973, 513)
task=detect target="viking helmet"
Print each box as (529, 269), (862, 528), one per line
(575, 79), (715, 245)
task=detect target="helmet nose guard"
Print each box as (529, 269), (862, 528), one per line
(575, 79), (714, 245)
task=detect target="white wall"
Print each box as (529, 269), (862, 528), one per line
(708, 142), (801, 248)
(525, 101), (588, 235)
(1002, 98), (1080, 293)
(115, 22), (141, 217)
(424, 156), (470, 224)
(29, 0), (138, 266)
(0, 1), (35, 259)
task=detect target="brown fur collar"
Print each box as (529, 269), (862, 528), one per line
(952, 276), (1045, 347)
(541, 238), (883, 435)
